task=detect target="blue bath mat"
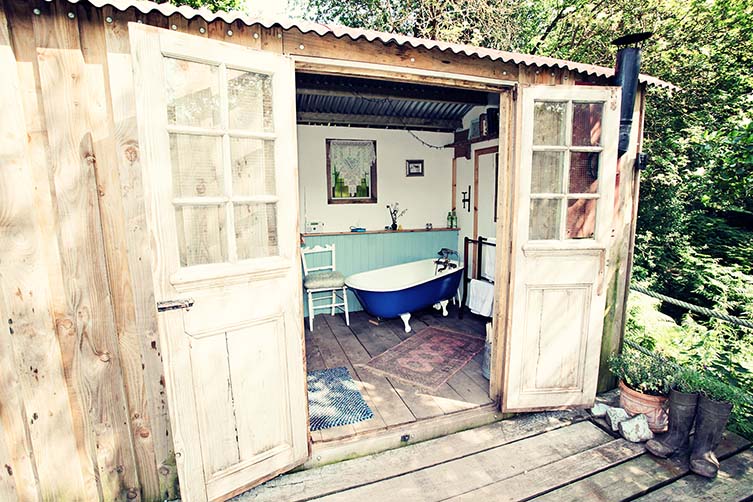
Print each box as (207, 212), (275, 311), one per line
(307, 367), (374, 431)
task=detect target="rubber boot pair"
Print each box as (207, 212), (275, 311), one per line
(645, 389), (732, 478)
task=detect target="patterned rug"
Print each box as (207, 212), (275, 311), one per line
(362, 327), (485, 391)
(307, 367), (374, 431)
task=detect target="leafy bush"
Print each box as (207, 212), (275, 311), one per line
(625, 293), (753, 438)
(608, 350), (675, 397)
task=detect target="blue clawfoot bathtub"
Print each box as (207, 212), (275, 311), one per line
(345, 258), (463, 332)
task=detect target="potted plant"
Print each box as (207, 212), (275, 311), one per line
(646, 367), (747, 478)
(608, 349), (675, 432)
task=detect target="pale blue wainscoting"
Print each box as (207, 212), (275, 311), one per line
(301, 229), (460, 316)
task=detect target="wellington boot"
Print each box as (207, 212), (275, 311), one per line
(689, 394), (732, 478)
(645, 389), (698, 458)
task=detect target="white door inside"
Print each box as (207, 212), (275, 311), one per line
(130, 24), (308, 501)
(502, 85), (621, 412)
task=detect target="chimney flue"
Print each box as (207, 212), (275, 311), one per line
(612, 32), (652, 156)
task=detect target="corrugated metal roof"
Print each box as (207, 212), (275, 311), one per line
(64, 0), (675, 90)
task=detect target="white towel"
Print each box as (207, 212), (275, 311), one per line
(467, 279), (494, 317)
(481, 238), (497, 282)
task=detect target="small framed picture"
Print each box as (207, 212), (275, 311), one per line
(406, 159), (424, 177)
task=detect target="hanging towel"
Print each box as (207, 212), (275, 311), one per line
(467, 279), (494, 317)
(481, 238), (497, 282)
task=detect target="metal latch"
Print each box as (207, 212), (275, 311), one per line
(156, 298), (194, 312)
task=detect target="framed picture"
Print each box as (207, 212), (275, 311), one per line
(326, 139), (378, 204)
(406, 159), (424, 177)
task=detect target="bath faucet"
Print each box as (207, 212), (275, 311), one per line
(434, 248), (458, 274)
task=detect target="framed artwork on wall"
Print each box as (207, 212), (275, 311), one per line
(326, 139), (378, 204)
(406, 159), (424, 177)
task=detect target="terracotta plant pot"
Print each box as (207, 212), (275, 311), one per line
(619, 380), (669, 433)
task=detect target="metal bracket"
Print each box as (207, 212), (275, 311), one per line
(156, 298), (195, 312)
(461, 185), (471, 212)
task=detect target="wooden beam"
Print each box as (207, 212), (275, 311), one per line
(297, 112), (461, 131)
(294, 55), (516, 92)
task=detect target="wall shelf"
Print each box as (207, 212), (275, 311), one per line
(302, 227), (459, 237)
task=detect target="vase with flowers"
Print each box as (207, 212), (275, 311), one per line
(387, 202), (407, 230)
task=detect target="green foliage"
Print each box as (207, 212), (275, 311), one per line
(625, 293), (753, 437)
(608, 350), (675, 396)
(157, 0), (243, 13)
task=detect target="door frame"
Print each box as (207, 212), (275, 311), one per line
(472, 145), (499, 277)
(293, 55), (517, 408)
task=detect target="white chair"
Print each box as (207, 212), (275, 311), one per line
(301, 244), (350, 331)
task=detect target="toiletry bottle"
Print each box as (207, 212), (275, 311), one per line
(451, 210), (457, 228)
(447, 211), (452, 228)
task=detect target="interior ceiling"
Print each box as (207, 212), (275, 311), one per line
(295, 73), (491, 132)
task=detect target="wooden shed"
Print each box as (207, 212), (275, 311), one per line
(0, 1), (672, 500)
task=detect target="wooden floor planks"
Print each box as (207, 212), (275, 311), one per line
(288, 309), (753, 502)
(239, 408), (753, 502)
(308, 307), (492, 441)
(236, 409), (588, 501)
(533, 431), (751, 502)
(312, 421), (610, 502)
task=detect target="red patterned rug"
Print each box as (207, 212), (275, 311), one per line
(362, 327), (485, 391)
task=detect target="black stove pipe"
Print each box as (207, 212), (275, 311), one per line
(614, 46), (641, 156)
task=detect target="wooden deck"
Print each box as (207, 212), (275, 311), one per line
(306, 305), (493, 444)
(237, 408), (753, 501)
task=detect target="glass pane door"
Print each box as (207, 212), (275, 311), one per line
(529, 100), (604, 241)
(164, 58), (279, 267)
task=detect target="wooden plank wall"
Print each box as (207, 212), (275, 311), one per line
(0, 2), (287, 500)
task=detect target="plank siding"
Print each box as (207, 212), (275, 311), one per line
(34, 3), (141, 498)
(2, 1), (95, 499)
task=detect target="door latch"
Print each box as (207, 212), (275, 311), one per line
(156, 298), (194, 312)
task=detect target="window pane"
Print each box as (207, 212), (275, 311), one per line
(235, 203), (278, 260)
(170, 134), (223, 197)
(164, 58), (220, 128)
(533, 102), (566, 146)
(227, 69), (273, 132)
(529, 199), (561, 240)
(572, 103), (603, 146)
(569, 152), (600, 194)
(567, 199), (596, 239)
(175, 205), (227, 266)
(230, 138), (275, 195)
(531, 151), (564, 193)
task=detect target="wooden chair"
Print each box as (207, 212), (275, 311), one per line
(301, 244), (350, 331)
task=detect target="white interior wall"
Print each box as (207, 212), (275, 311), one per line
(297, 125), (455, 232)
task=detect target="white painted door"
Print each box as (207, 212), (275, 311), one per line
(129, 25), (308, 501)
(502, 85), (620, 412)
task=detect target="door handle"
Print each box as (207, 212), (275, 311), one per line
(156, 298), (194, 312)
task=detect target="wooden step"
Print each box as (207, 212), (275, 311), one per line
(311, 421), (610, 501)
(236, 409), (587, 501)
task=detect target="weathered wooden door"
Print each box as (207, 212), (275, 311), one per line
(129, 24), (308, 501)
(502, 85), (620, 412)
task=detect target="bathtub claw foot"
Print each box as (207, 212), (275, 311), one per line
(400, 313), (412, 333)
(439, 300), (449, 317)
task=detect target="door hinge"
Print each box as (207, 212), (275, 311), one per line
(156, 298), (194, 312)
